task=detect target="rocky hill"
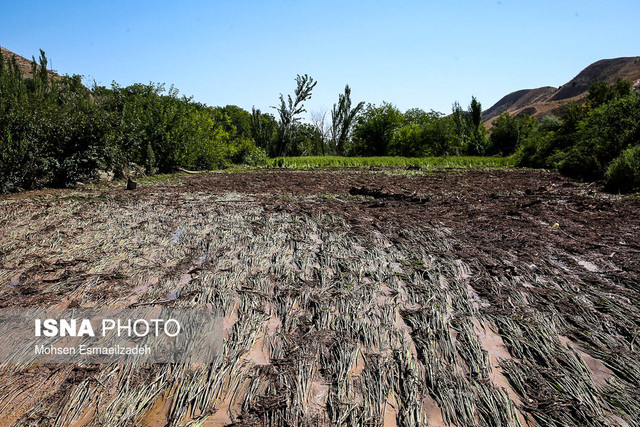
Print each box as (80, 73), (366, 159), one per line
(483, 56), (640, 127)
(0, 46), (58, 79)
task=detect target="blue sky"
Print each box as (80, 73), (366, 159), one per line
(1, 1), (638, 119)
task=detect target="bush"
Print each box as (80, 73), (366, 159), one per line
(349, 102), (404, 156)
(383, 109), (456, 157)
(554, 146), (601, 180)
(554, 94), (640, 180)
(389, 123), (426, 157)
(516, 91), (640, 185)
(240, 145), (268, 166)
(605, 144), (640, 193)
(0, 49), (267, 192)
(514, 128), (557, 169)
(489, 112), (537, 155)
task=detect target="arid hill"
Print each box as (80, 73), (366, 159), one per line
(0, 46), (58, 79)
(483, 56), (640, 127)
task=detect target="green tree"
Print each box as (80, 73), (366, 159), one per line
(0, 48), (266, 192)
(350, 102), (404, 156)
(451, 97), (489, 155)
(470, 97), (482, 131)
(388, 123), (424, 156)
(250, 107), (278, 153)
(489, 112), (537, 155)
(605, 144), (640, 193)
(587, 78), (632, 108)
(216, 105), (253, 139)
(311, 110), (331, 156)
(331, 85), (364, 155)
(425, 113), (456, 156)
(389, 109), (454, 156)
(272, 74), (317, 156)
(0, 50), (112, 190)
(558, 92), (640, 179)
(290, 122), (324, 156)
(451, 101), (471, 154)
(468, 96), (489, 155)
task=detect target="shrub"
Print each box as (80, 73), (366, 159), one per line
(605, 144), (640, 193)
(240, 145), (268, 166)
(350, 102), (404, 156)
(389, 123), (426, 157)
(514, 128), (558, 169)
(579, 94), (639, 159)
(517, 92), (640, 184)
(554, 146), (601, 180)
(539, 114), (561, 132)
(0, 49), (267, 192)
(489, 112), (537, 155)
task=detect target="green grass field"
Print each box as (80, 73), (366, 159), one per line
(265, 155), (515, 169)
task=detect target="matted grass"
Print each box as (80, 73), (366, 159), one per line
(1, 169), (638, 426)
(265, 155), (515, 169)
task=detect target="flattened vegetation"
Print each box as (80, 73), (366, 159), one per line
(0, 168), (638, 426)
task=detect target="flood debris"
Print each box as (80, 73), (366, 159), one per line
(126, 178), (138, 190)
(0, 168), (638, 425)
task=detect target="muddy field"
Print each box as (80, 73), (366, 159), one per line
(0, 167), (639, 426)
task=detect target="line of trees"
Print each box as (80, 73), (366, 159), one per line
(265, 78), (494, 158)
(0, 50), (268, 192)
(1, 49), (638, 193)
(0, 49), (496, 192)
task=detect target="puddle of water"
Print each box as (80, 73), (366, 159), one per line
(171, 228), (185, 243)
(472, 319), (512, 362)
(576, 259), (599, 273)
(163, 273), (191, 301)
(559, 335), (614, 387)
(383, 392), (399, 427)
(309, 379), (329, 413)
(350, 349), (365, 377)
(467, 285), (481, 301)
(222, 304), (239, 339)
(421, 395), (445, 427)
(471, 318), (529, 425)
(266, 312), (281, 335)
(139, 390), (173, 426)
(197, 248), (208, 264)
(244, 335), (270, 366)
(549, 257), (569, 270)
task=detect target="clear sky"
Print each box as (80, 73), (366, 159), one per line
(1, 1), (638, 119)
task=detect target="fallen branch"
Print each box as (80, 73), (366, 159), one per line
(177, 167), (221, 174)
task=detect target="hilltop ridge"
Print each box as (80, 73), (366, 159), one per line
(0, 46), (59, 79)
(483, 56), (640, 126)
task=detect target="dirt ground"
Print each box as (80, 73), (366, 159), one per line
(0, 167), (639, 426)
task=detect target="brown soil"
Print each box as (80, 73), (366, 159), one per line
(0, 168), (638, 426)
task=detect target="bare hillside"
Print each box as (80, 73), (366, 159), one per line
(0, 46), (58, 79)
(483, 56), (640, 127)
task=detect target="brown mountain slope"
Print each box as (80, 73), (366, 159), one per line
(0, 46), (58, 79)
(483, 56), (640, 127)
